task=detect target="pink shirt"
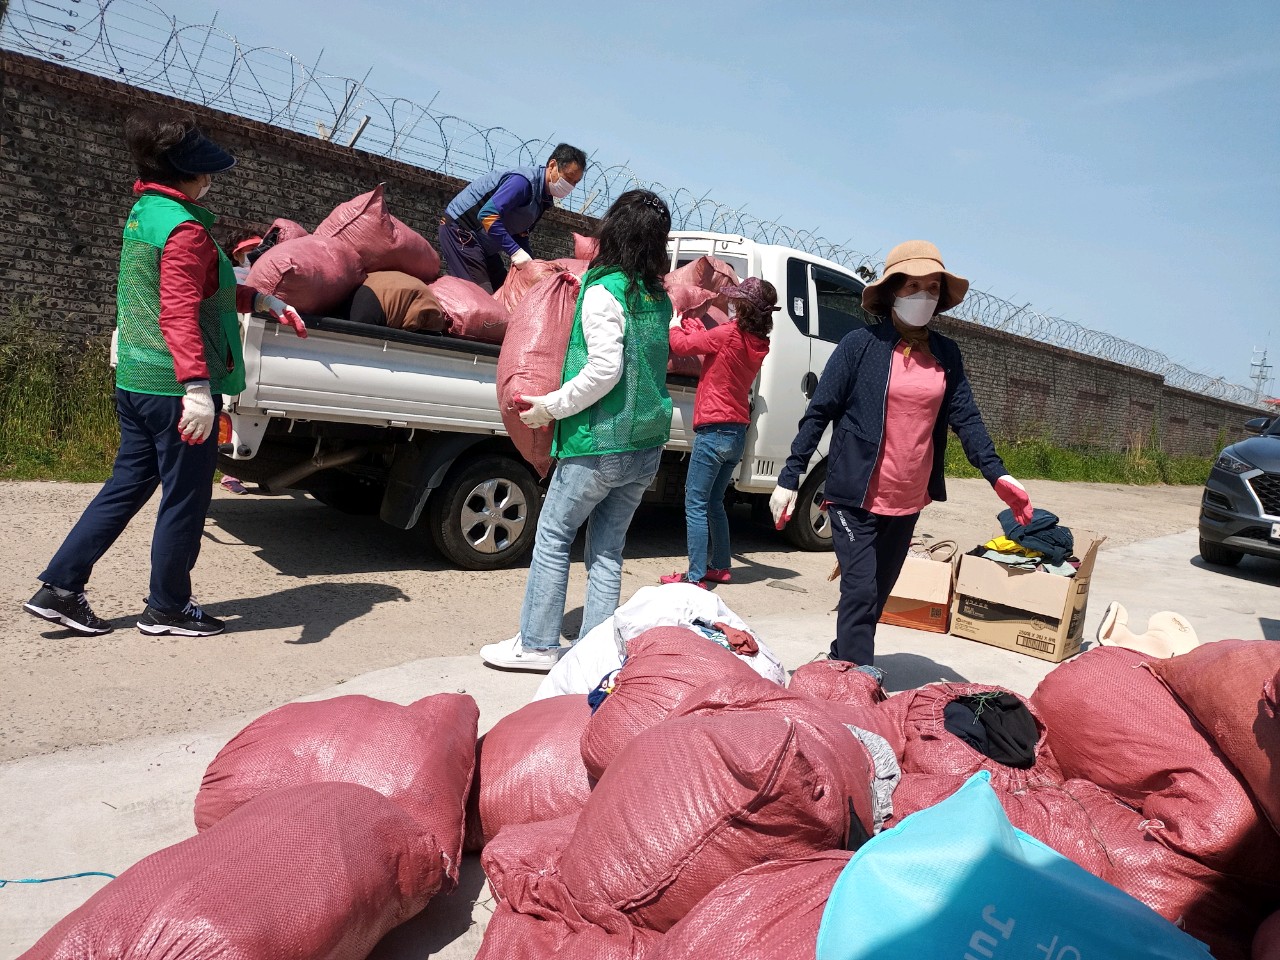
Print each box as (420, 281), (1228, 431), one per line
(864, 342), (946, 515)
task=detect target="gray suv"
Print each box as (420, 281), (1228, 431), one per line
(1198, 415), (1280, 566)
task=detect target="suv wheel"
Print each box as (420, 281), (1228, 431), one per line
(1198, 536), (1243, 567)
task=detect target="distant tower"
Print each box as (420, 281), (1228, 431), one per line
(1250, 347), (1273, 405)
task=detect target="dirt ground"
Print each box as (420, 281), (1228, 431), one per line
(0, 478), (1204, 762)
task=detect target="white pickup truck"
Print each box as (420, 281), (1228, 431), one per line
(218, 231), (880, 569)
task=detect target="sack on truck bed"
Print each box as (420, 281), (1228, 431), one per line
(245, 234), (365, 315)
(194, 693), (477, 887)
(573, 232), (599, 261)
(465, 696), (595, 852)
(20, 783), (446, 960)
(1031, 645), (1280, 882)
(430, 275), (511, 343)
(578, 625), (763, 780)
(349, 270), (446, 332)
(647, 852), (853, 960)
(496, 270), (583, 477)
(316, 184), (440, 282)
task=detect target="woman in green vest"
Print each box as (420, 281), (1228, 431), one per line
(23, 109), (304, 639)
(480, 190), (674, 671)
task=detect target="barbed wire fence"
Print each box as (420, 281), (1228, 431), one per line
(2, 0), (1258, 405)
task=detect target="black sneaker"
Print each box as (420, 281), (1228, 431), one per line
(137, 599), (225, 637)
(23, 585), (113, 635)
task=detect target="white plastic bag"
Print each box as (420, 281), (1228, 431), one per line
(534, 584), (785, 700)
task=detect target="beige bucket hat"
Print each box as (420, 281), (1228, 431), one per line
(861, 240), (970, 316)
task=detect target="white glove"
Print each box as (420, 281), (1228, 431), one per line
(178, 380), (216, 445)
(517, 394), (555, 428)
(769, 483), (798, 530)
(510, 248), (533, 266)
(255, 292), (307, 338)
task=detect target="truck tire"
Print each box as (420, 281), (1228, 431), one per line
(427, 456), (541, 570)
(784, 462), (833, 551)
(1198, 536), (1243, 568)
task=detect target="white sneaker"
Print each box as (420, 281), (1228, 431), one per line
(480, 634), (561, 673)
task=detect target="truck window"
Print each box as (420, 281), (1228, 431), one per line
(813, 266), (874, 343)
(674, 253), (748, 280)
(786, 257), (810, 334)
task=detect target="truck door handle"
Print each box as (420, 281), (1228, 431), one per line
(801, 372), (818, 399)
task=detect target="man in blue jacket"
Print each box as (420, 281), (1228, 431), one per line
(438, 143), (587, 292)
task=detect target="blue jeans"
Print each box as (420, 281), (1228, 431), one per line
(39, 388), (222, 615)
(519, 447), (662, 650)
(683, 423), (748, 581)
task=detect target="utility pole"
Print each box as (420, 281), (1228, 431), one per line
(1250, 347), (1273, 405)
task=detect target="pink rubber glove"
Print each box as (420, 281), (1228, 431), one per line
(995, 475), (1033, 526)
(256, 293), (308, 338)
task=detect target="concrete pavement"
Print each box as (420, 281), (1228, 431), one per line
(1, 528), (1275, 958)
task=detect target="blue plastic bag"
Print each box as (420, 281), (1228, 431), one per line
(816, 772), (1211, 960)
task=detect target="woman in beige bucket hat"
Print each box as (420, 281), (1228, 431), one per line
(770, 240), (1034, 673)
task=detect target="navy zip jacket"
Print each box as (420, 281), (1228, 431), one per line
(777, 321), (1006, 509)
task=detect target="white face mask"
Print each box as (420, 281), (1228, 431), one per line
(727, 303), (738, 319)
(548, 171), (575, 199)
(893, 290), (937, 328)
(195, 177), (211, 201)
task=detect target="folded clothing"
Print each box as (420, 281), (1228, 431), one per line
(998, 507), (1074, 564)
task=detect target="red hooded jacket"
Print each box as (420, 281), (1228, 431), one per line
(669, 317), (771, 428)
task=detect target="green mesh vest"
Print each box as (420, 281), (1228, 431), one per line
(115, 191), (244, 396)
(553, 267), (673, 458)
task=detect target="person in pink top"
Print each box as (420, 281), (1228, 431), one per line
(662, 278), (777, 586)
(770, 241), (1033, 673)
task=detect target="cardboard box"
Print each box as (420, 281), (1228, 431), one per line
(878, 553), (956, 634)
(948, 534), (1105, 663)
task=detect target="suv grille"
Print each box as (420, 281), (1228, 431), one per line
(1249, 472), (1280, 517)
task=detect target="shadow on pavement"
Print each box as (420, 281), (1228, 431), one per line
(204, 581), (410, 644)
(1188, 554), (1280, 586)
(878, 651), (969, 690)
(1260, 618), (1280, 641)
(370, 853), (490, 960)
(206, 496), (450, 577)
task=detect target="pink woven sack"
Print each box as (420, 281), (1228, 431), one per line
(194, 694), (477, 887)
(20, 783), (445, 960)
(496, 270), (582, 477)
(245, 235), (365, 314)
(647, 852), (853, 960)
(465, 696), (594, 852)
(579, 626), (760, 780)
(573, 232), (599, 260)
(430, 276), (511, 343)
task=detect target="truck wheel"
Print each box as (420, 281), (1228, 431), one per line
(427, 456), (541, 570)
(1198, 536), (1243, 567)
(784, 463), (833, 551)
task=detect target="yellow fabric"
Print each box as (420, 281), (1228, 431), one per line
(983, 536), (1043, 558)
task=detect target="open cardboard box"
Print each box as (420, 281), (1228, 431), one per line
(878, 551), (956, 634)
(948, 532), (1106, 663)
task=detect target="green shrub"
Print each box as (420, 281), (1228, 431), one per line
(0, 300), (118, 481)
(943, 436), (1212, 485)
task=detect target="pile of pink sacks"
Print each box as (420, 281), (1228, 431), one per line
(468, 637), (1280, 960)
(20, 694), (480, 960)
(245, 185), (504, 343)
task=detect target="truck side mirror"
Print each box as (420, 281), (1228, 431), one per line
(1245, 416), (1271, 434)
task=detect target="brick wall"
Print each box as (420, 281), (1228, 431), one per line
(0, 50), (1262, 457)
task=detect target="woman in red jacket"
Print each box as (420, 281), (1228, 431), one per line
(662, 278), (777, 586)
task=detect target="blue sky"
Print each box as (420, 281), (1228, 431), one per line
(153, 2), (1279, 389)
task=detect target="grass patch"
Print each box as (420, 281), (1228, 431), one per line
(0, 300), (118, 482)
(944, 437), (1212, 486)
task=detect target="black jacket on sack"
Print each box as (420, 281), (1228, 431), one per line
(777, 321), (1007, 508)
